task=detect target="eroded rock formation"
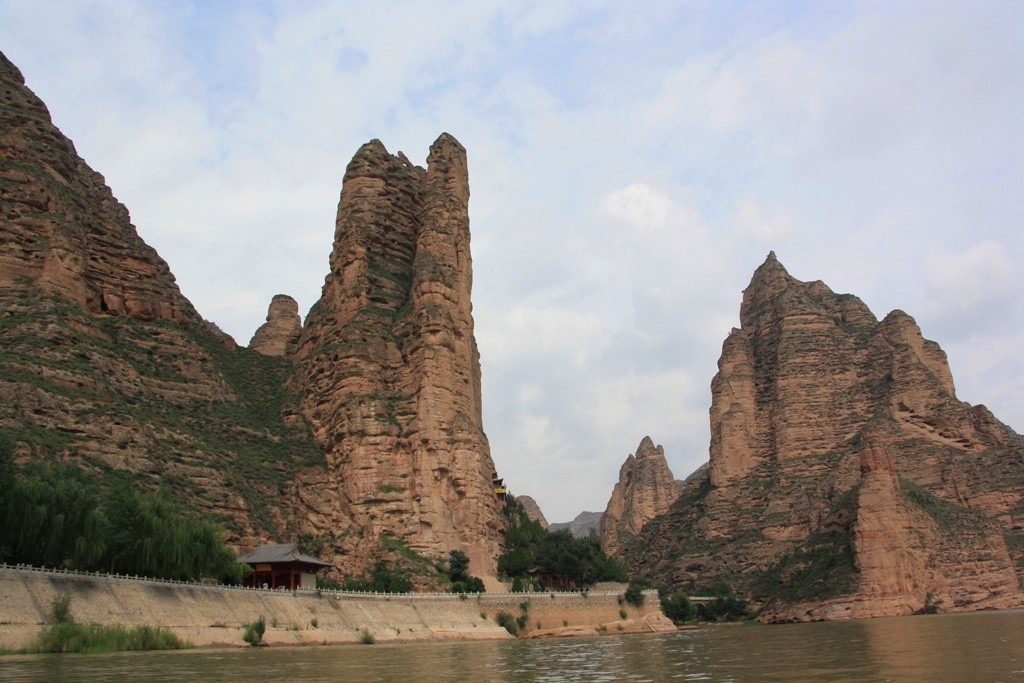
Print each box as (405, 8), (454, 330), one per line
(249, 294), (301, 356)
(600, 437), (682, 557)
(0, 50), (320, 549)
(0, 52), (504, 579)
(626, 252), (1024, 620)
(290, 135), (504, 575)
(516, 496), (549, 529)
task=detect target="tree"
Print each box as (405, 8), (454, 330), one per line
(659, 589), (693, 623)
(448, 550), (470, 583)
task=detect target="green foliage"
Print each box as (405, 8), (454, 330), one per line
(50, 592), (72, 624)
(495, 611), (519, 636)
(316, 575), (342, 590)
(498, 496), (627, 588)
(901, 479), (980, 530)
(343, 561), (412, 593)
(446, 550), (485, 593)
(243, 616), (266, 646)
(658, 588), (693, 624)
(0, 452), (240, 583)
(694, 583), (750, 622)
(918, 591), (940, 615)
(447, 550), (470, 583)
(752, 530), (857, 604)
(29, 621), (188, 653)
(359, 628), (375, 644)
(623, 580), (646, 608)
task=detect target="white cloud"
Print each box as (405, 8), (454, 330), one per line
(731, 197), (795, 241)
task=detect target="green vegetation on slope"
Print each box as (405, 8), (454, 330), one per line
(498, 495), (627, 589)
(0, 297), (325, 540)
(0, 434), (242, 583)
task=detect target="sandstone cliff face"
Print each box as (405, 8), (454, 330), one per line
(516, 496), (549, 529)
(0, 52), (503, 581)
(0, 51), (323, 549)
(0, 53), (198, 325)
(290, 135), (504, 575)
(600, 437), (682, 557)
(626, 252), (1024, 620)
(249, 294), (301, 357)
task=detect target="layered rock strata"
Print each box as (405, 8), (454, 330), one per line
(0, 51), (322, 547)
(600, 437), (682, 557)
(0, 53), (198, 324)
(291, 135), (504, 575)
(249, 294), (301, 356)
(0, 52), (503, 580)
(626, 253), (1024, 620)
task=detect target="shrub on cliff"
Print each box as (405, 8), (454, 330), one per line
(446, 550), (486, 593)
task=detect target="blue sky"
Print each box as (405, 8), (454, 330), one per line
(2, 0), (1021, 521)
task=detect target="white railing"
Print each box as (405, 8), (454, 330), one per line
(0, 563), (662, 601)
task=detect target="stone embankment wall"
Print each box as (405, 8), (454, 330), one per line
(0, 567), (668, 649)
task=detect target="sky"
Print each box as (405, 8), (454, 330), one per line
(1, 0), (1021, 522)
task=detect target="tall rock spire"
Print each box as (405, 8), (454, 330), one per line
(294, 134), (503, 575)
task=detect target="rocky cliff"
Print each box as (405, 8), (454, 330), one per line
(516, 495), (549, 529)
(600, 437), (682, 557)
(0, 52), (503, 579)
(249, 294), (301, 357)
(0, 50), (327, 550)
(625, 252), (1024, 620)
(283, 134), (504, 575)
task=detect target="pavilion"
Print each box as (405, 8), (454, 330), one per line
(237, 543), (332, 590)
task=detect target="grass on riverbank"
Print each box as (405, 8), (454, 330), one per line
(25, 622), (190, 655)
(26, 621), (189, 654)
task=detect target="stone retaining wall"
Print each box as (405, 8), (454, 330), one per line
(0, 567), (668, 649)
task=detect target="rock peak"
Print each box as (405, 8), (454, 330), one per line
(739, 252), (795, 325)
(0, 50), (25, 83)
(294, 135), (501, 576)
(248, 294), (301, 357)
(600, 438), (681, 558)
(632, 256), (1024, 621)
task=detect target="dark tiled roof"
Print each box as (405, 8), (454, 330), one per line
(237, 543), (331, 567)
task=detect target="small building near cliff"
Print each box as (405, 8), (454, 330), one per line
(237, 543), (331, 590)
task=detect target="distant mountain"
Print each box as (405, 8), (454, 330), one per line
(550, 511), (602, 538)
(623, 252), (1024, 620)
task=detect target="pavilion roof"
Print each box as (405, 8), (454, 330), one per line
(237, 542), (332, 568)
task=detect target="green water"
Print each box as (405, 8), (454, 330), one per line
(3, 610), (1022, 682)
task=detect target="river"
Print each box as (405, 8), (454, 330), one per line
(3, 610), (1023, 682)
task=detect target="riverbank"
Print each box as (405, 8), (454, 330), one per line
(0, 567), (672, 650)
